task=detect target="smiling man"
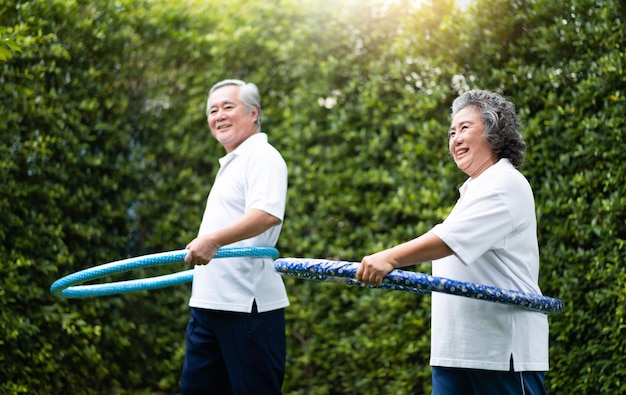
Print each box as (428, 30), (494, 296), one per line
(180, 79), (289, 395)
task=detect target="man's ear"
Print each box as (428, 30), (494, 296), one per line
(251, 107), (259, 123)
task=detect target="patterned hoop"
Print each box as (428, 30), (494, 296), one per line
(274, 258), (564, 314)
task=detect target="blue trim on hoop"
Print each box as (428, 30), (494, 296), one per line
(50, 246), (279, 298)
(274, 258), (564, 314)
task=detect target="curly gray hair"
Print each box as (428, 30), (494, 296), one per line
(451, 90), (526, 168)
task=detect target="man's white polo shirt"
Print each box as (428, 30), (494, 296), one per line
(189, 133), (289, 313)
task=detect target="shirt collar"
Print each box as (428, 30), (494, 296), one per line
(218, 132), (267, 167)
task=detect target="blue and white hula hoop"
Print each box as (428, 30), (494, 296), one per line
(274, 258), (564, 314)
(50, 246), (279, 298)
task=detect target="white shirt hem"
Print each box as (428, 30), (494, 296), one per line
(189, 298), (289, 313)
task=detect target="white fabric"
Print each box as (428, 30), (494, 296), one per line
(189, 133), (289, 313)
(429, 159), (549, 372)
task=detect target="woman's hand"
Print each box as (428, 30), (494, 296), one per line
(356, 252), (395, 285)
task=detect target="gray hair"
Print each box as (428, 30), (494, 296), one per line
(207, 79), (262, 128)
(451, 90), (526, 168)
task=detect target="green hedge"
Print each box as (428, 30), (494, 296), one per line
(1, 0), (624, 393)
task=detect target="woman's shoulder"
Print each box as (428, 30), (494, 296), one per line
(472, 160), (533, 202)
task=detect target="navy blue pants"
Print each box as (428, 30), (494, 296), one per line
(180, 305), (286, 395)
(432, 366), (547, 395)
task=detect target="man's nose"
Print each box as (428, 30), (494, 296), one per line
(216, 109), (228, 120)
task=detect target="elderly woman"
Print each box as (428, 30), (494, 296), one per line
(356, 90), (549, 395)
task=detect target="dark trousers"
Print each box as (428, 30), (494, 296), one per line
(180, 305), (286, 395)
(432, 366), (547, 395)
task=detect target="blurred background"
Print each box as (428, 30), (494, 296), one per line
(1, 0), (624, 393)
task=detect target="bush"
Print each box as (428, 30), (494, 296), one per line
(1, 0), (624, 393)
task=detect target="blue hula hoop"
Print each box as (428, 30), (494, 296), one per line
(50, 246), (279, 298)
(274, 258), (564, 314)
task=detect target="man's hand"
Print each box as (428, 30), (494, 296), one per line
(184, 236), (222, 266)
(355, 252), (395, 286)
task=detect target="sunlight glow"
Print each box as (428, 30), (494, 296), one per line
(456, 0), (472, 11)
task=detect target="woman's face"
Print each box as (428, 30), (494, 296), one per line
(448, 106), (497, 178)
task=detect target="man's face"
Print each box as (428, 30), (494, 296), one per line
(448, 106), (497, 178)
(207, 85), (258, 152)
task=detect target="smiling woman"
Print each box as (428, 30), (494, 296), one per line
(448, 106), (498, 179)
(355, 89), (552, 394)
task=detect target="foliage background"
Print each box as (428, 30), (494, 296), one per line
(1, 0), (624, 393)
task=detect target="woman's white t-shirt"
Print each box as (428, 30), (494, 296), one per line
(429, 159), (549, 372)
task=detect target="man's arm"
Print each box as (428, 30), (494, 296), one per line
(184, 208), (281, 265)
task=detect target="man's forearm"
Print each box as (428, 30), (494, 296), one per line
(208, 208), (281, 247)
